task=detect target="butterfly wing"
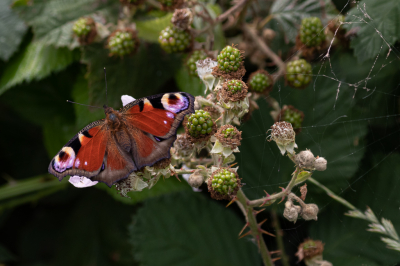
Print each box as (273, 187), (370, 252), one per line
(121, 92), (195, 169)
(48, 120), (137, 186)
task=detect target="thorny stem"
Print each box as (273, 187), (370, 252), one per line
(308, 177), (357, 210)
(236, 189), (273, 266)
(271, 209), (290, 266)
(216, 0), (248, 23)
(241, 24), (286, 82)
(247, 167), (301, 208)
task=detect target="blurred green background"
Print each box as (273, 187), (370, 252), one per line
(0, 0), (400, 265)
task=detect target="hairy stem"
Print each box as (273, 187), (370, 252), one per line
(271, 209), (290, 266)
(236, 189), (274, 266)
(308, 177), (356, 210)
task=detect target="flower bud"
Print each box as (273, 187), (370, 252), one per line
(188, 171), (204, 188)
(171, 8), (193, 30)
(295, 149), (315, 169)
(301, 203), (319, 221)
(283, 200), (301, 223)
(269, 121), (298, 155)
(296, 239), (325, 262)
(314, 157), (327, 171)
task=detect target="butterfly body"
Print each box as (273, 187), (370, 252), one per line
(49, 92), (195, 187)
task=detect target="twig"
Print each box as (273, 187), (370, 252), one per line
(216, 0), (248, 23)
(247, 167), (301, 207)
(242, 24), (286, 82)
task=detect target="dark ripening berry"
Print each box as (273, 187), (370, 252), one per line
(158, 26), (191, 53)
(73, 18), (91, 37)
(108, 31), (136, 57)
(226, 80), (243, 94)
(300, 17), (325, 47)
(283, 108), (303, 130)
(249, 72), (272, 92)
(286, 59), (312, 88)
(211, 169), (238, 195)
(217, 46), (242, 73)
(186, 110), (214, 138)
(186, 50), (207, 76)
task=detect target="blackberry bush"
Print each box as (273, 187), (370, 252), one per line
(217, 46), (243, 73)
(186, 110), (214, 138)
(158, 26), (191, 53)
(300, 17), (325, 47)
(186, 50), (208, 76)
(108, 30), (137, 57)
(286, 59), (312, 88)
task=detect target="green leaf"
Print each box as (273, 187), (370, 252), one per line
(129, 192), (261, 266)
(345, 0), (400, 63)
(15, 0), (119, 48)
(175, 65), (205, 96)
(0, 41), (79, 95)
(81, 43), (182, 107)
(310, 153), (400, 265)
(97, 177), (190, 205)
(237, 52), (368, 202)
(0, 0), (27, 61)
(136, 14), (173, 42)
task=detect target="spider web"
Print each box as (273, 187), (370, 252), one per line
(236, 1), (400, 264)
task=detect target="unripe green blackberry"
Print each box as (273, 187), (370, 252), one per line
(186, 110), (214, 138)
(280, 105), (304, 133)
(222, 127), (237, 139)
(300, 17), (325, 47)
(108, 30), (137, 57)
(158, 26), (191, 53)
(226, 80), (244, 94)
(217, 46), (243, 73)
(286, 59), (312, 88)
(186, 50), (207, 76)
(73, 18), (91, 37)
(211, 169), (238, 195)
(248, 71), (272, 92)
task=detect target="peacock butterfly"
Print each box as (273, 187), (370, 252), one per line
(48, 92), (195, 187)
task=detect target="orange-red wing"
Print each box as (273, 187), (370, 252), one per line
(49, 122), (107, 179)
(122, 92), (194, 138)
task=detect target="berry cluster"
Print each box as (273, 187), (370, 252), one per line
(211, 169), (238, 195)
(226, 80), (243, 94)
(158, 26), (191, 53)
(217, 46), (242, 73)
(108, 31), (136, 57)
(72, 18), (91, 37)
(282, 107), (303, 131)
(248, 72), (272, 92)
(222, 127), (237, 139)
(186, 110), (214, 138)
(286, 59), (312, 88)
(300, 17), (325, 47)
(186, 50), (207, 76)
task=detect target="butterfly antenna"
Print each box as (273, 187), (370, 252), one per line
(104, 67), (108, 106)
(66, 100), (102, 109)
